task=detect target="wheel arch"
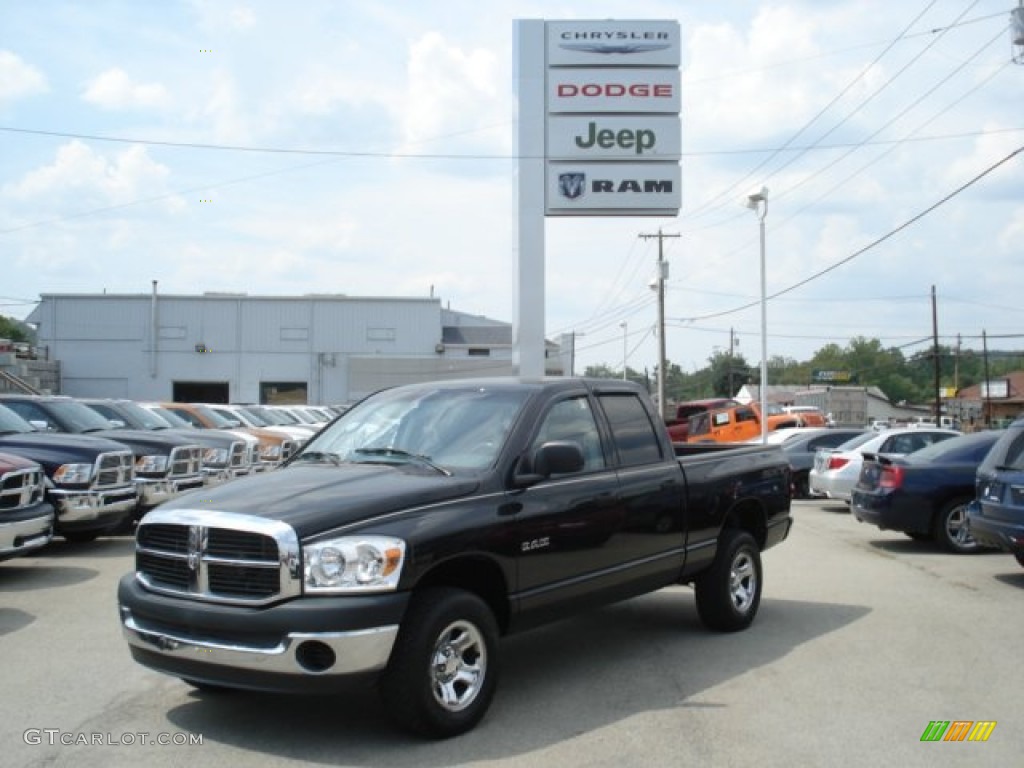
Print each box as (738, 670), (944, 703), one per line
(722, 499), (768, 550)
(412, 554), (511, 634)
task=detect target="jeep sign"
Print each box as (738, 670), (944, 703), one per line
(547, 116), (681, 160)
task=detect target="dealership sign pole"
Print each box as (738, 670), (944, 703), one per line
(515, 19), (681, 378)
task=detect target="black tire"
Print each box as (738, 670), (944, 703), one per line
(1014, 552), (1024, 569)
(695, 529), (762, 632)
(182, 679), (236, 693)
(904, 532), (930, 542)
(381, 587), (499, 739)
(792, 471), (809, 499)
(61, 530), (100, 544)
(933, 498), (980, 554)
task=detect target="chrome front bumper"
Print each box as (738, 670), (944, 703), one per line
(137, 476), (206, 508)
(50, 487), (139, 522)
(0, 512), (53, 558)
(120, 608), (398, 677)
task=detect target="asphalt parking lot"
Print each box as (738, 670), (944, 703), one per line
(2, 499), (1021, 768)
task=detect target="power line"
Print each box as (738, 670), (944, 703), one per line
(677, 144), (1024, 324)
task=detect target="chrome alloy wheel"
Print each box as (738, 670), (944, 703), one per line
(430, 619), (487, 712)
(945, 503), (977, 551)
(729, 550), (758, 613)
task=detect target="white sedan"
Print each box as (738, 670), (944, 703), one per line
(808, 427), (960, 504)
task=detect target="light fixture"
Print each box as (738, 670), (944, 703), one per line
(745, 187), (769, 443)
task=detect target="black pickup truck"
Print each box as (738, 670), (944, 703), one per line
(0, 395), (205, 515)
(118, 378), (792, 738)
(0, 451), (54, 560)
(0, 404), (138, 542)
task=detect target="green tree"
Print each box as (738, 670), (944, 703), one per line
(0, 315), (30, 342)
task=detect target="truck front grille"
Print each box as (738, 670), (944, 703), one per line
(95, 451), (134, 489)
(169, 445), (203, 478)
(229, 441), (248, 469)
(0, 467), (44, 511)
(134, 511), (301, 605)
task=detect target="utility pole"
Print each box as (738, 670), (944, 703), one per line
(931, 285), (941, 422)
(639, 229), (679, 420)
(728, 327), (737, 397)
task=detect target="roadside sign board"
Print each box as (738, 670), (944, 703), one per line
(538, 19), (681, 216)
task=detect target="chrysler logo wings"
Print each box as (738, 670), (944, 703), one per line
(559, 42), (672, 55)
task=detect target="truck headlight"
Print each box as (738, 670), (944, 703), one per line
(202, 447), (229, 466)
(53, 463), (94, 484)
(135, 454), (169, 474)
(303, 536), (406, 593)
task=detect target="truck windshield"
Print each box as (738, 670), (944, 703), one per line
(299, 385), (531, 471)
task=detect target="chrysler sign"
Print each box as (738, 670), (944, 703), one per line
(546, 20), (681, 67)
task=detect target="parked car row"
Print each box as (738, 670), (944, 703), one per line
(0, 395), (341, 560)
(796, 417), (1024, 568)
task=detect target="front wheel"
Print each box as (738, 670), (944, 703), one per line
(1014, 552), (1024, 569)
(381, 587), (499, 739)
(933, 498), (980, 554)
(695, 529), (763, 632)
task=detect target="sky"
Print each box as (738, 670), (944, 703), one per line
(1, 0), (1022, 378)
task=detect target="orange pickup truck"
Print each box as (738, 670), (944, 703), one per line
(686, 403), (803, 443)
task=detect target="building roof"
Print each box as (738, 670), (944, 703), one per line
(956, 370), (1024, 404)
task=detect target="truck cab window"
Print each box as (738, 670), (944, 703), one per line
(598, 393), (663, 467)
(529, 396), (605, 473)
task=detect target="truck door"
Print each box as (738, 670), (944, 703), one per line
(596, 392), (687, 574)
(511, 394), (624, 622)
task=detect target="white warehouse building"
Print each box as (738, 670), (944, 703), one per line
(26, 291), (564, 404)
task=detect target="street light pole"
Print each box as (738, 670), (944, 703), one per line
(620, 321), (628, 380)
(746, 187), (769, 444)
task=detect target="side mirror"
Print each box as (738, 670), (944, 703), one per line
(513, 441), (585, 488)
(29, 419), (51, 432)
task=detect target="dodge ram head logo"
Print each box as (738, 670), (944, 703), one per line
(558, 173), (586, 200)
(186, 526), (202, 574)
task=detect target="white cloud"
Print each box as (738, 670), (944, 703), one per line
(0, 50), (48, 104)
(400, 32), (506, 151)
(4, 140), (174, 206)
(82, 68), (171, 110)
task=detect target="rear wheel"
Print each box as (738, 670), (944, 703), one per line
(792, 471), (809, 499)
(695, 529), (762, 632)
(381, 587), (499, 739)
(933, 498), (980, 554)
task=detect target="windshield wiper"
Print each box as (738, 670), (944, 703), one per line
(293, 451), (342, 466)
(353, 447), (452, 476)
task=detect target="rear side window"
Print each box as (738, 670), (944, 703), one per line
(981, 427), (1024, 472)
(598, 393), (663, 467)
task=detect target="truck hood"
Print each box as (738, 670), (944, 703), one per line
(159, 462), (481, 539)
(0, 432), (134, 474)
(92, 428), (198, 453)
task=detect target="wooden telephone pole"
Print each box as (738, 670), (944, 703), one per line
(639, 229), (680, 419)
